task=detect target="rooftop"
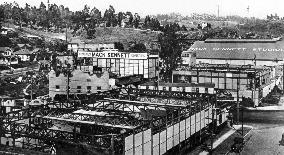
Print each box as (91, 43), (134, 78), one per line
(0, 47), (12, 52)
(14, 49), (34, 55)
(140, 81), (215, 88)
(175, 64), (271, 73)
(188, 39), (284, 61)
(204, 39), (277, 43)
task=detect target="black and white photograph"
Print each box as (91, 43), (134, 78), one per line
(1, 0), (284, 154)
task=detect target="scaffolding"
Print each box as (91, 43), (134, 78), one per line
(0, 88), (220, 155)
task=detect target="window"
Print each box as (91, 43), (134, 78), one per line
(163, 87), (166, 91)
(87, 86), (91, 93)
(55, 85), (60, 91)
(87, 79), (91, 82)
(77, 86), (81, 93)
(97, 86), (102, 93)
(176, 87), (180, 91)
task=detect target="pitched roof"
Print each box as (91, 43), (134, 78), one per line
(17, 44), (32, 48)
(14, 49), (34, 55)
(189, 39), (284, 61)
(140, 82), (215, 88)
(0, 47), (12, 52)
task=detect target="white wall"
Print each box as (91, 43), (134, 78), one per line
(197, 58), (281, 66)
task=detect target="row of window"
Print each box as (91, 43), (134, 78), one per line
(55, 85), (101, 92)
(145, 86), (208, 93)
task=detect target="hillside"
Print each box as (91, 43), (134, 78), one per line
(73, 27), (161, 50)
(3, 21), (160, 51)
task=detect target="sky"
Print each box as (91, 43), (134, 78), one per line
(3, 0), (284, 19)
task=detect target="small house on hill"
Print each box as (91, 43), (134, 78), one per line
(14, 49), (35, 62)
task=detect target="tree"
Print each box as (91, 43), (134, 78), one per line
(38, 2), (48, 28)
(125, 12), (133, 26)
(133, 13), (140, 28)
(158, 23), (190, 81)
(129, 43), (147, 53)
(0, 36), (12, 47)
(114, 42), (124, 51)
(0, 6), (4, 30)
(90, 6), (101, 25)
(117, 12), (124, 27)
(103, 5), (116, 27)
(23, 3), (31, 25)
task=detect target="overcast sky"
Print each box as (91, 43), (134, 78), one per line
(3, 0), (284, 19)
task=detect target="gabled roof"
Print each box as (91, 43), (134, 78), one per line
(189, 39), (284, 61)
(0, 47), (12, 52)
(140, 82), (215, 88)
(17, 44), (32, 48)
(14, 49), (34, 55)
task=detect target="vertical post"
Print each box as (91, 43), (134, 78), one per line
(12, 122), (15, 147)
(253, 60), (256, 107)
(283, 63), (284, 93)
(65, 23), (68, 44)
(178, 109), (181, 154)
(150, 119), (153, 155)
(9, 56), (11, 72)
(237, 69), (240, 123)
(66, 70), (70, 100)
(111, 135), (115, 155)
(241, 106), (244, 137)
(30, 77), (33, 100)
(210, 108), (214, 155)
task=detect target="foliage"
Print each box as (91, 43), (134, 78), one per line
(45, 39), (67, 52)
(0, 6), (4, 29)
(144, 16), (161, 31)
(114, 42), (124, 51)
(0, 35), (12, 47)
(129, 43), (147, 53)
(0, 1), (161, 36)
(158, 23), (191, 81)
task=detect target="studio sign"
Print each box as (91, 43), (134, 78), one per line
(78, 51), (148, 59)
(189, 47), (284, 52)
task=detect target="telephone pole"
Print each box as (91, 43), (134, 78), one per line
(236, 69), (240, 123)
(217, 5), (220, 19)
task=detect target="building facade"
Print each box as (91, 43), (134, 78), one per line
(138, 82), (215, 94)
(49, 69), (110, 99)
(182, 39), (284, 66)
(172, 64), (281, 106)
(68, 42), (115, 53)
(77, 50), (159, 79)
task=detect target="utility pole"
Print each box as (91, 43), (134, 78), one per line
(282, 63), (284, 93)
(210, 108), (215, 155)
(66, 72), (69, 100)
(157, 50), (160, 88)
(66, 69), (71, 100)
(242, 105), (244, 136)
(236, 69), (240, 123)
(65, 23), (68, 44)
(30, 77), (33, 100)
(217, 5), (220, 19)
